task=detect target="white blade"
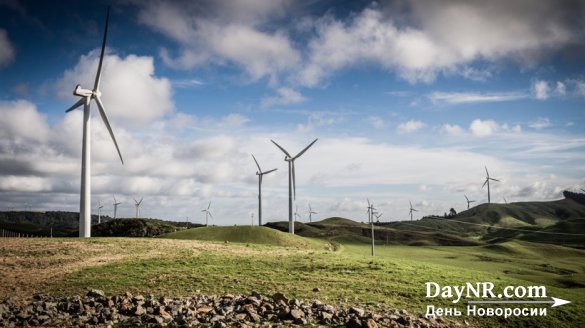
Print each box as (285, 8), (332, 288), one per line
(293, 138), (318, 160)
(94, 7), (110, 91)
(65, 98), (85, 113)
(482, 179), (488, 188)
(95, 96), (124, 164)
(251, 154), (262, 172)
(485, 166), (490, 178)
(138, 197), (143, 205)
(263, 168), (277, 175)
(271, 139), (291, 158)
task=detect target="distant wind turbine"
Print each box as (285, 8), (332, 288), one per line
(113, 195), (121, 219)
(66, 7), (123, 237)
(271, 138), (318, 234)
(464, 195), (476, 209)
(503, 197), (508, 204)
(374, 212), (383, 222)
(409, 201), (418, 221)
(294, 205), (301, 222)
(482, 166), (500, 204)
(581, 188), (585, 193)
(251, 154), (277, 226)
(367, 199), (375, 257)
(308, 204), (317, 223)
(202, 202), (212, 226)
(97, 201), (104, 224)
(250, 212), (254, 226)
(134, 197), (143, 218)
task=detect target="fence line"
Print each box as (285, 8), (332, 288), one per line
(0, 228), (49, 238)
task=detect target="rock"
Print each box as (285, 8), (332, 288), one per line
(364, 318), (378, 328)
(312, 287), (321, 292)
(87, 289), (105, 298)
(290, 309), (304, 320)
(349, 307), (365, 317)
(346, 317), (362, 328)
(133, 305), (147, 316)
(271, 292), (288, 304)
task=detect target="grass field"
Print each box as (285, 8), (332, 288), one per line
(1, 230), (582, 327)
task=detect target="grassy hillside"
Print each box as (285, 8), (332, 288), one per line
(164, 226), (328, 249)
(93, 219), (180, 237)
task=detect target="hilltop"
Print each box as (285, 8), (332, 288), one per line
(163, 226), (327, 249)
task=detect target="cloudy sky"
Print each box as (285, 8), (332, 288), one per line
(0, 0), (584, 224)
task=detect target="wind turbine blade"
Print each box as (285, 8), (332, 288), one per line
(293, 138), (318, 159)
(292, 160), (296, 200)
(270, 140), (291, 157)
(409, 201), (413, 209)
(490, 178), (500, 182)
(65, 98), (85, 113)
(485, 166), (490, 178)
(95, 96), (124, 164)
(208, 212), (213, 218)
(207, 201), (211, 210)
(251, 154), (262, 172)
(139, 197), (143, 205)
(263, 168), (277, 175)
(482, 179), (488, 188)
(94, 7), (110, 91)
(134, 198), (137, 204)
(367, 198), (371, 206)
(465, 195), (469, 202)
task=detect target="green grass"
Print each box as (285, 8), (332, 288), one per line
(163, 226), (329, 249)
(40, 237), (584, 328)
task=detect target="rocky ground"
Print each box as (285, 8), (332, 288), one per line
(0, 290), (469, 327)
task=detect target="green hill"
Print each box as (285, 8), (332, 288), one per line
(163, 226), (326, 249)
(93, 219), (180, 237)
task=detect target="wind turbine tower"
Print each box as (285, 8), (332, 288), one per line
(134, 197), (143, 218)
(202, 202), (212, 226)
(97, 201), (104, 224)
(65, 7), (124, 237)
(409, 201), (418, 221)
(464, 195), (476, 210)
(113, 196), (121, 219)
(482, 166), (500, 204)
(308, 204), (317, 223)
(251, 154), (277, 226)
(367, 199), (375, 257)
(271, 138), (318, 234)
(294, 205), (301, 222)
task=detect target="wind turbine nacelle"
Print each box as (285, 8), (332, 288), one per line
(73, 85), (93, 97)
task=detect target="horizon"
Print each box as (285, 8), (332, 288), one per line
(1, 0), (584, 225)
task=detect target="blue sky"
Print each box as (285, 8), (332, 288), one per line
(0, 0), (584, 224)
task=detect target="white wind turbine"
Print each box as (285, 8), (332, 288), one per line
(134, 197), (143, 218)
(308, 204), (317, 223)
(366, 199), (376, 257)
(97, 201), (104, 224)
(251, 154), (277, 226)
(113, 195), (121, 219)
(271, 138), (318, 234)
(482, 166), (500, 204)
(294, 205), (302, 222)
(202, 202), (212, 226)
(250, 212), (254, 226)
(374, 212), (383, 222)
(66, 7), (123, 237)
(409, 201), (418, 221)
(464, 195), (476, 209)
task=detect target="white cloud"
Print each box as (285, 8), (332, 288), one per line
(397, 120), (426, 134)
(555, 81), (566, 96)
(137, 1), (299, 82)
(261, 87), (306, 108)
(55, 52), (174, 126)
(0, 29), (15, 68)
(219, 114), (250, 128)
(440, 124), (465, 136)
(429, 91), (527, 105)
(0, 100), (49, 141)
(532, 80), (550, 100)
(296, 111), (344, 133)
(365, 116), (386, 129)
(469, 119), (521, 137)
(529, 117), (551, 129)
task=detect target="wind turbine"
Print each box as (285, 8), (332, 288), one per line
(409, 201), (418, 221)
(294, 205), (301, 222)
(134, 197), (143, 218)
(202, 202), (212, 226)
(97, 201), (104, 224)
(374, 212), (383, 222)
(250, 212), (254, 226)
(66, 7), (123, 237)
(366, 199), (375, 257)
(482, 166), (500, 204)
(503, 197), (508, 205)
(581, 188), (585, 193)
(464, 195), (476, 209)
(308, 204), (317, 223)
(113, 195), (121, 219)
(251, 154), (277, 226)
(271, 138), (318, 234)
